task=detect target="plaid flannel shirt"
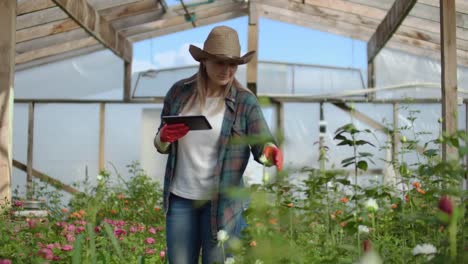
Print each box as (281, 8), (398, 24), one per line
(156, 75), (274, 239)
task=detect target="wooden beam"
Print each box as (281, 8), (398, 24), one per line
(16, 6), (69, 30)
(298, 0), (468, 49)
(440, 0), (458, 160)
(16, 44), (103, 71)
(15, 37), (99, 64)
(127, 3), (248, 42)
(12, 160), (80, 194)
(258, 3), (468, 66)
(346, 0), (468, 28)
(419, 0), (468, 15)
(27, 103), (35, 197)
(16, 19), (80, 43)
(52, 0), (132, 62)
(17, 0), (55, 15)
(98, 103), (105, 171)
(99, 0), (161, 21)
(0, 0), (15, 205)
(16, 28), (88, 53)
(367, 0), (418, 63)
(89, 0), (141, 10)
(247, 0), (259, 95)
(124, 61), (132, 102)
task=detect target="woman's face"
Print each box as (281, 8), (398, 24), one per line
(204, 59), (238, 87)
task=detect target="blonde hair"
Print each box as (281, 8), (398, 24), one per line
(182, 62), (252, 114)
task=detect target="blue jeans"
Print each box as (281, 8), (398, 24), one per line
(166, 193), (224, 264)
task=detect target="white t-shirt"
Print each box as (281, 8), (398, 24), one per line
(170, 97), (226, 200)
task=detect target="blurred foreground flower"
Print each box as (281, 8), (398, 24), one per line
(412, 243), (437, 259)
(0, 259), (12, 264)
(365, 198), (379, 212)
(217, 230), (229, 243)
(225, 257), (236, 264)
(356, 250), (383, 264)
(358, 225), (370, 234)
(438, 196), (453, 215)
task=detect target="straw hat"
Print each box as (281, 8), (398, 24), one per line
(189, 26), (255, 65)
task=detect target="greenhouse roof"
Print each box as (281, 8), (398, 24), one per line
(14, 0), (468, 70)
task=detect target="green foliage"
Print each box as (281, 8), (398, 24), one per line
(0, 162), (166, 263)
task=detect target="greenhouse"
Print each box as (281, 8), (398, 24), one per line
(0, 0), (467, 263)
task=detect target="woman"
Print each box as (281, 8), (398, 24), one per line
(154, 26), (283, 264)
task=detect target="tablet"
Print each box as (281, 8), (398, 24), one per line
(162, 115), (212, 130)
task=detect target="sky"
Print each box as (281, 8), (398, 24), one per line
(132, 1), (368, 83)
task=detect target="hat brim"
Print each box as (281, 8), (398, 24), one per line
(189, 45), (255, 65)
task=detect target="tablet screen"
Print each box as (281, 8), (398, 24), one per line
(162, 115), (212, 130)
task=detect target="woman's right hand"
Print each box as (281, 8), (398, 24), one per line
(159, 123), (190, 143)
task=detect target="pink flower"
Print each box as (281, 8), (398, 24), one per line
(145, 248), (156, 255)
(145, 237), (155, 244)
(129, 226), (138, 233)
(438, 196), (453, 215)
(156, 226), (164, 232)
(160, 251), (166, 258)
(148, 227), (156, 234)
(13, 200), (24, 207)
(94, 226), (101, 233)
(53, 256), (61, 261)
(66, 234), (76, 242)
(38, 248), (54, 260)
(46, 243), (55, 249)
(75, 226), (85, 234)
(61, 245), (73, 251)
(0, 259), (12, 264)
(67, 224), (76, 232)
(114, 228), (127, 237)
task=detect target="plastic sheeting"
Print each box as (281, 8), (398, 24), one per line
(375, 48), (468, 99)
(15, 50), (124, 100)
(133, 62), (364, 97)
(11, 46), (468, 197)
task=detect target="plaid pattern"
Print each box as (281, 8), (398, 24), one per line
(156, 76), (273, 239)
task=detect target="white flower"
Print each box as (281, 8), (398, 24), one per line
(412, 243), (437, 256)
(254, 260), (264, 264)
(217, 230), (229, 243)
(365, 198), (379, 212)
(356, 250), (383, 264)
(358, 225), (370, 234)
(97, 174), (104, 181)
(225, 257), (236, 264)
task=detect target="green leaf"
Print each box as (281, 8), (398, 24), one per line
(72, 234), (84, 264)
(423, 149), (438, 157)
(334, 134), (347, 141)
(137, 256), (145, 264)
(103, 222), (124, 260)
(337, 140), (353, 146)
(358, 152), (373, 157)
(355, 140), (375, 147)
(341, 157), (356, 164)
(86, 223), (97, 264)
(357, 160), (368, 171)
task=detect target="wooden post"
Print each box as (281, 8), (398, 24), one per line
(247, 0), (259, 95)
(367, 61), (375, 100)
(27, 102), (35, 198)
(440, 0), (458, 160)
(392, 103), (399, 165)
(124, 61), (132, 102)
(275, 100), (284, 149)
(98, 103), (106, 171)
(0, 0), (16, 205)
